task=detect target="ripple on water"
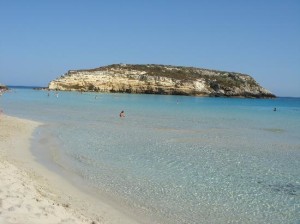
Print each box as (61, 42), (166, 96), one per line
(262, 128), (285, 133)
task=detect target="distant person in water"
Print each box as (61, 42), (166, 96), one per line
(273, 107), (277, 111)
(119, 110), (125, 118)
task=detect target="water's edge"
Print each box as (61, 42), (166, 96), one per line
(31, 123), (159, 224)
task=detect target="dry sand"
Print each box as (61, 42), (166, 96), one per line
(0, 115), (139, 224)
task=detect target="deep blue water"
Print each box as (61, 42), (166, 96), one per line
(1, 87), (299, 223)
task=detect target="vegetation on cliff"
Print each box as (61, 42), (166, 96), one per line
(49, 64), (275, 98)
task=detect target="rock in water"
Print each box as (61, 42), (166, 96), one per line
(48, 64), (275, 98)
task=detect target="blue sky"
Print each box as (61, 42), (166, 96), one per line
(0, 0), (299, 96)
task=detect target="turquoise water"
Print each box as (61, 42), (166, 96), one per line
(1, 87), (300, 223)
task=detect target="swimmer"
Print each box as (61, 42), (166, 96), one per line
(119, 110), (125, 118)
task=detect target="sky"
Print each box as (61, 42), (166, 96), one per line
(0, 0), (299, 97)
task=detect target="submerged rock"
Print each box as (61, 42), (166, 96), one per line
(49, 64), (275, 98)
(268, 183), (300, 196)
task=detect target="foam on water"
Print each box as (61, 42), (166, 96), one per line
(1, 88), (300, 223)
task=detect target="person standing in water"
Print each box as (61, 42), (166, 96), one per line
(119, 110), (125, 118)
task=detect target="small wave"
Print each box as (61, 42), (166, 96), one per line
(261, 128), (285, 133)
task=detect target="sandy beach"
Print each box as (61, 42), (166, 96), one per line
(0, 115), (139, 224)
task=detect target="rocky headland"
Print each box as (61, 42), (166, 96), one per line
(0, 83), (8, 89)
(0, 83), (8, 94)
(49, 64), (275, 98)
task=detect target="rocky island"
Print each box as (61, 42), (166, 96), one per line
(49, 64), (275, 98)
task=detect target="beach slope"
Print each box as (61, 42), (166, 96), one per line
(0, 115), (139, 224)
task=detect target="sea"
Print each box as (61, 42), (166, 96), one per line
(1, 87), (299, 224)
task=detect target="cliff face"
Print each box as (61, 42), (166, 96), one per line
(48, 64), (275, 98)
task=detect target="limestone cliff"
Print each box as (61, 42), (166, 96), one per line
(48, 64), (275, 98)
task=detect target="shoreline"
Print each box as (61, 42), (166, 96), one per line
(0, 115), (140, 224)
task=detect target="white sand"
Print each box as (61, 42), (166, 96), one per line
(0, 115), (140, 224)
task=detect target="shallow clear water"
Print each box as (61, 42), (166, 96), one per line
(1, 88), (300, 223)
